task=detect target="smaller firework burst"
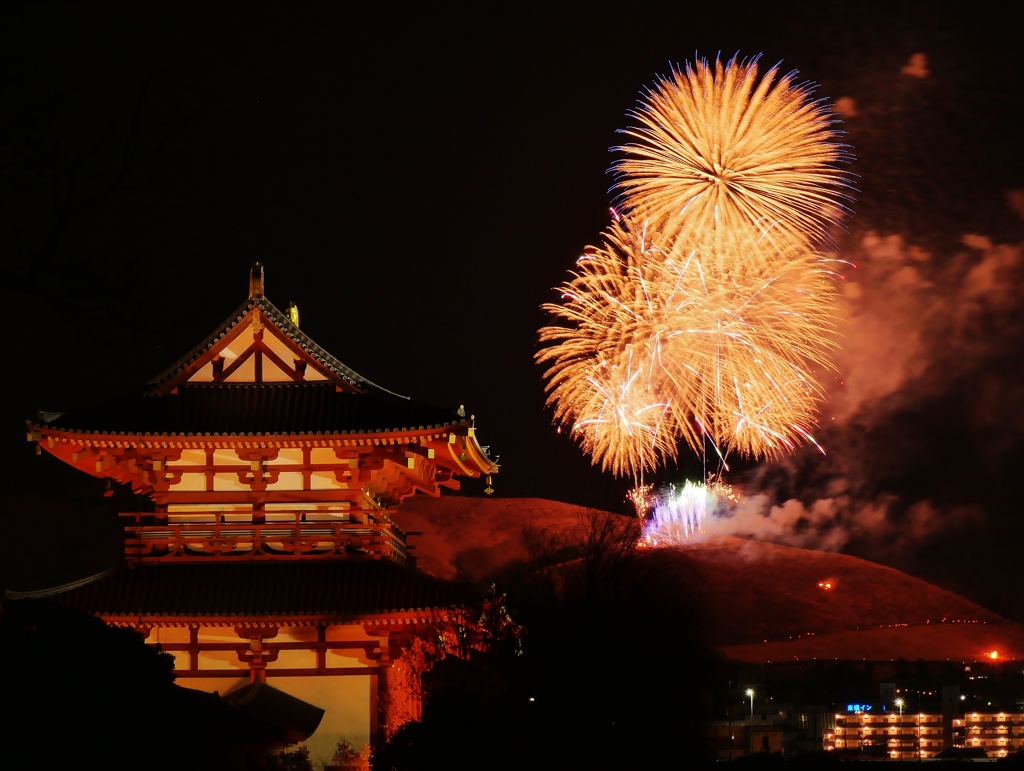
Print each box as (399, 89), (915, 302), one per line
(707, 476), (741, 505)
(626, 483), (655, 517)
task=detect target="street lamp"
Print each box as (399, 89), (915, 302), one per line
(895, 698), (905, 760)
(746, 689), (755, 755)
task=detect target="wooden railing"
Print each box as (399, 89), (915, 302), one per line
(120, 511), (409, 564)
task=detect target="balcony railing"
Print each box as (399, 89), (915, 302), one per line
(121, 511), (409, 564)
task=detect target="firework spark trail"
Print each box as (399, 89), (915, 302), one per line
(538, 54), (852, 478)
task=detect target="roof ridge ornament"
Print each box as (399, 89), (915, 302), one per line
(249, 262), (265, 299)
(143, 263), (413, 400)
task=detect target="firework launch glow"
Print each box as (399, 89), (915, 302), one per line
(642, 481), (709, 544)
(539, 54), (852, 477)
(639, 477), (742, 546)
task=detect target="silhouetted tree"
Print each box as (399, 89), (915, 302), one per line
(0, 599), (282, 769)
(373, 512), (719, 770)
(0, 599), (176, 765)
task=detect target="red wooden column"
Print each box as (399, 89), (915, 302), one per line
(369, 672), (380, 746)
(236, 625), (279, 684)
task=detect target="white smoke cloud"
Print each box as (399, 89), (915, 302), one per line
(705, 491), (979, 560)
(704, 494), (870, 551)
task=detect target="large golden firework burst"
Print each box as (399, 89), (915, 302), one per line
(539, 55), (852, 479)
(614, 55), (852, 252)
(539, 217), (841, 476)
(656, 229), (840, 459)
(538, 219), (681, 478)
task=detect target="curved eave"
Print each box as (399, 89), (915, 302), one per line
(31, 422), (466, 448)
(428, 426), (498, 479)
(92, 610), (460, 627)
(29, 421), (497, 477)
(459, 428), (499, 475)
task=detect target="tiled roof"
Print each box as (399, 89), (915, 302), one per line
(37, 382), (462, 436)
(223, 682), (324, 741)
(147, 296), (406, 398)
(23, 561), (471, 618)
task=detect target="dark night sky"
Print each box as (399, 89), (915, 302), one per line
(2, 2), (1022, 618)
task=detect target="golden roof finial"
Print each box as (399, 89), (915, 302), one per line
(287, 302), (300, 328)
(249, 262), (265, 299)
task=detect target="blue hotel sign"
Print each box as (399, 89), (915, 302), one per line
(846, 704), (873, 712)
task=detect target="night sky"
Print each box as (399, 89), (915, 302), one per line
(2, 3), (1022, 619)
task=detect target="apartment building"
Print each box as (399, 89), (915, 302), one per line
(830, 709), (1023, 759)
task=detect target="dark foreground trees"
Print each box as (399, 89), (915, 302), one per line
(373, 513), (719, 770)
(0, 599), (278, 769)
(0, 599), (174, 766)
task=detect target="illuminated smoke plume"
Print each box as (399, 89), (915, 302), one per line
(702, 231), (1024, 569)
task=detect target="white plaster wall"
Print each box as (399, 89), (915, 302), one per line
(269, 675), (371, 768)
